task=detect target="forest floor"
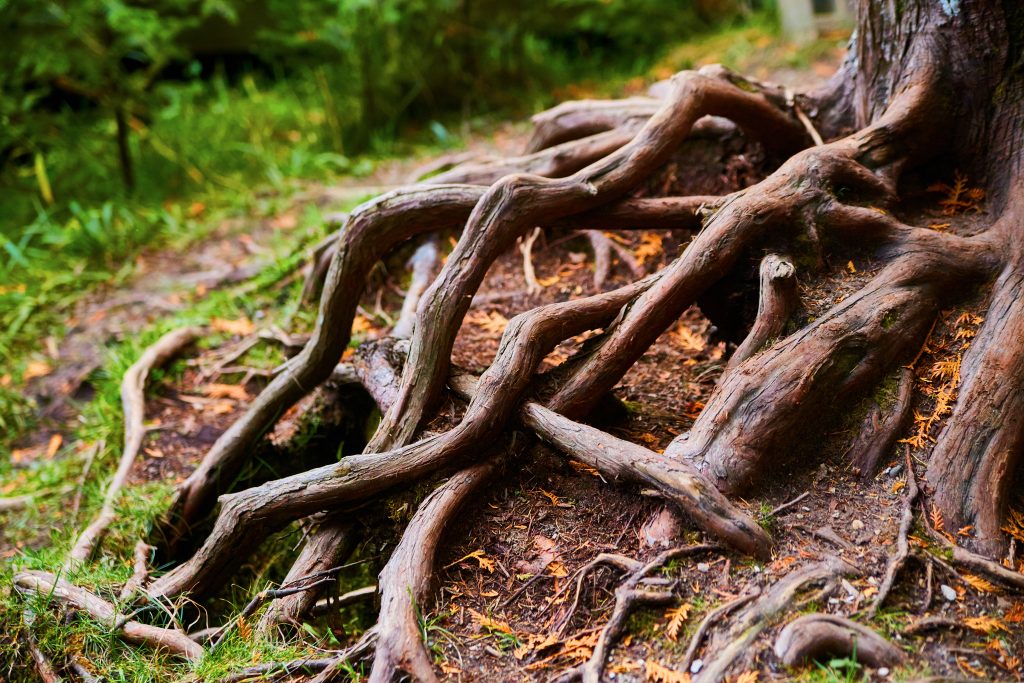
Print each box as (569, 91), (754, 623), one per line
(2, 27), (1023, 683)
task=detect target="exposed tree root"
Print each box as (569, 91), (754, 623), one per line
(149, 277), (657, 599)
(848, 366), (915, 477)
(525, 97), (660, 152)
(773, 614), (905, 669)
(371, 65), (811, 453)
(68, 326), (203, 566)
(557, 545), (718, 683)
(724, 253), (796, 372)
(14, 571), (203, 661)
(258, 517), (358, 634)
(364, 460), (497, 683)
(681, 591), (758, 672)
(927, 216), (1024, 555)
(118, 540), (154, 602)
(391, 237), (442, 339)
(695, 557), (851, 682)
(869, 447), (919, 617)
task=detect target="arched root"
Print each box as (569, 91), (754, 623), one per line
(257, 516), (357, 635)
(365, 460), (497, 683)
(773, 614), (905, 669)
(848, 366), (915, 477)
(68, 326), (203, 566)
(671, 227), (996, 495)
(695, 557), (852, 682)
(372, 65), (812, 453)
(164, 185), (483, 539)
(391, 237), (442, 339)
(147, 278), (655, 600)
(724, 253), (796, 372)
(525, 97), (660, 152)
(556, 545), (719, 683)
(14, 571), (203, 661)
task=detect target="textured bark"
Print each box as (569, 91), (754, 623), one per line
(774, 614), (905, 669)
(724, 253), (796, 372)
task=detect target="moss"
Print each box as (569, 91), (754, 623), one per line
(873, 370), (901, 411)
(881, 310), (899, 330)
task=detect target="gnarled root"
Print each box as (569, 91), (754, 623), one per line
(162, 185), (483, 540)
(695, 557), (852, 682)
(148, 277), (656, 600)
(848, 366), (915, 477)
(774, 614), (905, 669)
(258, 516), (357, 635)
(724, 253), (796, 372)
(371, 65), (811, 452)
(365, 460), (497, 683)
(14, 571), (202, 661)
(69, 326), (203, 566)
(557, 545), (719, 683)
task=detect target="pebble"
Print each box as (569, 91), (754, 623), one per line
(940, 584), (957, 601)
(696, 562), (711, 573)
(690, 659), (703, 674)
(851, 519), (865, 530)
(878, 667), (890, 677)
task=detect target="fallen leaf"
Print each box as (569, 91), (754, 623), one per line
(447, 549), (495, 573)
(675, 325), (706, 352)
(466, 310), (509, 335)
(352, 315), (373, 334)
(211, 317), (255, 336)
(664, 603), (691, 641)
(735, 672), (759, 683)
(469, 609), (512, 635)
(962, 573), (997, 594)
(635, 232), (663, 265)
(847, 260), (857, 274)
(964, 615), (1008, 633)
(203, 383), (250, 401)
(646, 660), (691, 683)
(23, 360), (52, 381)
(547, 561), (568, 578)
(45, 434), (62, 459)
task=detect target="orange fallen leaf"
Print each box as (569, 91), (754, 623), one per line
(204, 383), (250, 401)
(45, 434), (62, 459)
(211, 317), (255, 336)
(23, 360), (52, 382)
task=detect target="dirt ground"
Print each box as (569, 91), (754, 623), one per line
(10, 47), (1024, 683)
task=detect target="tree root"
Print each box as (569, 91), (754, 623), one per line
(258, 517), (358, 634)
(773, 614), (905, 669)
(391, 237), (442, 339)
(118, 540), (154, 601)
(927, 223), (1024, 555)
(14, 570), (203, 661)
(68, 326), (203, 566)
(557, 545), (719, 683)
(695, 557), (852, 682)
(525, 97), (660, 152)
(583, 230), (644, 289)
(848, 366), (915, 477)
(681, 591), (759, 672)
(869, 447), (919, 617)
(148, 277), (655, 599)
(372, 65), (811, 453)
(724, 253), (796, 372)
(365, 460), (497, 683)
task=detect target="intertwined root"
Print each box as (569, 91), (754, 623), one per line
(35, 58), (1024, 682)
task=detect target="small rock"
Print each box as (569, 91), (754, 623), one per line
(832, 511), (841, 519)
(690, 659), (703, 674)
(940, 584), (957, 601)
(851, 519), (865, 530)
(878, 667), (890, 677)
(696, 562), (711, 573)
(890, 464), (904, 477)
